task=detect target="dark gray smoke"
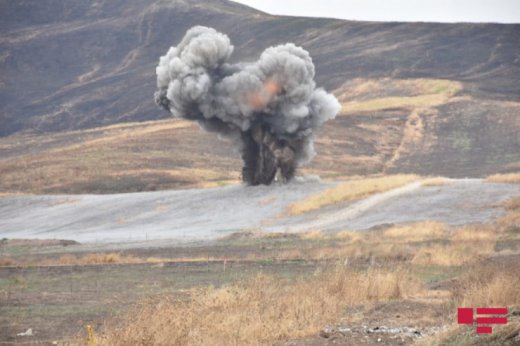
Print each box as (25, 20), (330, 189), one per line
(155, 26), (340, 185)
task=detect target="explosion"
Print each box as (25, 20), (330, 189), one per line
(154, 26), (340, 185)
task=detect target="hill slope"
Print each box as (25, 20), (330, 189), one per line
(0, 0), (519, 190)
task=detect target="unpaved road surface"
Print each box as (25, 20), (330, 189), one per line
(271, 178), (519, 233)
(0, 178), (518, 244)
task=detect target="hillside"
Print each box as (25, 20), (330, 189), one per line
(0, 0), (519, 192)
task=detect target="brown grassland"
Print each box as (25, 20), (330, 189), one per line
(337, 79), (463, 115)
(48, 196), (520, 346)
(2, 77), (508, 196)
(0, 176), (519, 344)
(486, 173), (520, 184)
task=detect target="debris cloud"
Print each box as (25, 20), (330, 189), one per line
(155, 26), (340, 185)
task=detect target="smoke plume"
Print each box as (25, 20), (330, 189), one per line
(155, 26), (340, 185)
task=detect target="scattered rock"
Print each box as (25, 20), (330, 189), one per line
(17, 328), (33, 337)
(337, 327), (351, 334)
(319, 328), (332, 338)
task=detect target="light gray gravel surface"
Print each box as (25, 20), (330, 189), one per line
(0, 178), (517, 245)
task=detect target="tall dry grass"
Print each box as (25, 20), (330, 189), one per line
(421, 176), (451, 187)
(93, 267), (421, 345)
(267, 221), (502, 267)
(69, 216), (517, 345)
(498, 197), (520, 233)
(486, 173), (520, 184)
(407, 225), (497, 266)
(421, 262), (520, 346)
(0, 253), (143, 267)
(51, 253), (139, 265)
(287, 174), (419, 215)
(383, 221), (448, 241)
(458, 271), (520, 309)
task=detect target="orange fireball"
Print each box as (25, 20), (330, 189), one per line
(248, 79), (282, 109)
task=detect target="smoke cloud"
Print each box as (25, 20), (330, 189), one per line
(155, 26), (340, 185)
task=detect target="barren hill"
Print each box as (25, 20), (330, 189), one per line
(0, 0), (519, 192)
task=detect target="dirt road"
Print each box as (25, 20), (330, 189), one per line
(0, 178), (517, 244)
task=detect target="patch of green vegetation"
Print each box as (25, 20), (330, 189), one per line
(412, 265), (463, 284)
(420, 79), (461, 95)
(0, 277), (12, 289)
(0, 303), (108, 319)
(0, 245), (33, 257)
(507, 225), (520, 234)
(451, 132), (473, 151)
(220, 234), (341, 252)
(495, 239), (520, 252)
(66, 175), (180, 194)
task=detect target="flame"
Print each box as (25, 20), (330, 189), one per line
(263, 79), (281, 94)
(248, 79), (281, 109)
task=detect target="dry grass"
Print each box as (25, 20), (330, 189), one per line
(0, 258), (16, 266)
(497, 196), (520, 234)
(336, 78), (461, 101)
(383, 221), (448, 241)
(456, 265), (520, 308)
(0, 252), (232, 267)
(337, 78), (462, 114)
(0, 253), (142, 267)
(49, 253), (140, 266)
(0, 78), (471, 195)
(0, 192), (24, 198)
(269, 222), (502, 267)
(0, 238), (79, 247)
(411, 242), (494, 267)
(411, 225), (497, 266)
(249, 217), (513, 269)
(287, 174), (419, 215)
(342, 94), (449, 114)
(92, 267), (421, 345)
(421, 176), (451, 187)
(504, 196), (520, 211)
(420, 262), (520, 345)
(68, 214), (517, 345)
(0, 118), (240, 194)
(486, 173), (520, 184)
(299, 230), (326, 240)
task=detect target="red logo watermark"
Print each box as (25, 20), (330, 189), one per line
(458, 307), (508, 334)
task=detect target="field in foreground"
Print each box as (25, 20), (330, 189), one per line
(1, 194), (519, 345)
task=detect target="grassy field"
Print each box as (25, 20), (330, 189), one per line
(1, 195), (519, 345)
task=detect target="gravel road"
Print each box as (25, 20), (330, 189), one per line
(0, 178), (517, 244)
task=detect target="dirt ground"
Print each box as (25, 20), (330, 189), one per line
(1, 189), (519, 345)
(0, 237), (330, 344)
(2, 233), (518, 345)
